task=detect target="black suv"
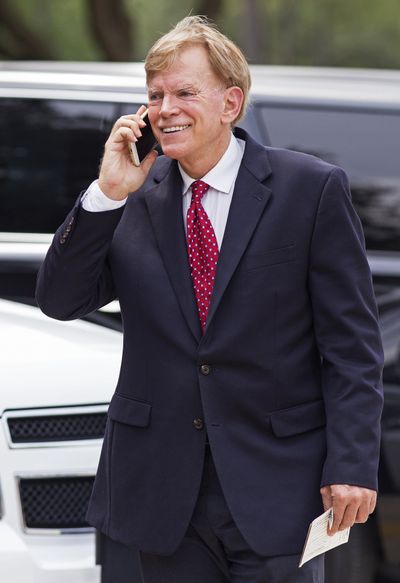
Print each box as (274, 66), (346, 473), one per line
(1, 62), (399, 583)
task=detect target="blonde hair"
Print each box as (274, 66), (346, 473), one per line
(144, 16), (251, 124)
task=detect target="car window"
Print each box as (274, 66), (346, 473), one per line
(0, 98), (116, 234)
(258, 105), (400, 252)
(119, 103), (147, 116)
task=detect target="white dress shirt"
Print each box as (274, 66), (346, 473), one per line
(82, 133), (245, 249)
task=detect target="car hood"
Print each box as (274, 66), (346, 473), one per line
(0, 300), (122, 412)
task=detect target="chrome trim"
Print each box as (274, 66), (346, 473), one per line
(0, 70), (146, 87)
(23, 527), (95, 535)
(3, 404), (109, 449)
(0, 87), (147, 102)
(0, 232), (53, 243)
(0, 242), (49, 262)
(368, 251), (400, 276)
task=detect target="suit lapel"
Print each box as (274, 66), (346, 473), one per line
(144, 130), (273, 343)
(204, 132), (272, 335)
(145, 161), (202, 343)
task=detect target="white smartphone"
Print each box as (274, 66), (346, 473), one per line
(128, 109), (158, 166)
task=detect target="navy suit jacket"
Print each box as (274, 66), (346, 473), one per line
(36, 128), (384, 556)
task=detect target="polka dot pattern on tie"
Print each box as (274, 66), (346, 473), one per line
(187, 180), (219, 333)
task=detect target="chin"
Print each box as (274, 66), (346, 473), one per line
(161, 142), (190, 161)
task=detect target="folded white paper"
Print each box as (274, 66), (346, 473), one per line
(299, 508), (350, 567)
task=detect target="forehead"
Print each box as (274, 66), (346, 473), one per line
(147, 45), (220, 89)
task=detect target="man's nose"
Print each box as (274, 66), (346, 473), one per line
(159, 94), (180, 116)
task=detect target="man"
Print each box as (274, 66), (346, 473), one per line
(36, 16), (384, 583)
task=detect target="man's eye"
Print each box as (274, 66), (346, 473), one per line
(178, 90), (195, 98)
(149, 93), (162, 102)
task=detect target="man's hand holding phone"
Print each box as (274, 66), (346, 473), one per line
(98, 105), (158, 201)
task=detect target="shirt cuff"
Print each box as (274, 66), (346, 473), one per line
(81, 180), (128, 212)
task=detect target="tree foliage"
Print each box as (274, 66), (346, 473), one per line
(87, 0), (134, 60)
(0, 0), (399, 68)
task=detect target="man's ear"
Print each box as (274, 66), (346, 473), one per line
(221, 86), (244, 125)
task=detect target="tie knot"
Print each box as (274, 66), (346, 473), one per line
(190, 180), (210, 204)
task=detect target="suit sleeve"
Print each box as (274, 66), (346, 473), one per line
(308, 167), (384, 491)
(36, 194), (124, 320)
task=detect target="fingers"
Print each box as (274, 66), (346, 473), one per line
(328, 486), (348, 535)
(320, 486), (332, 512)
(110, 106), (148, 144)
(111, 119), (142, 143)
(369, 491), (377, 514)
(356, 490), (377, 523)
(108, 126), (139, 148)
(136, 104), (148, 118)
(97, 106), (154, 199)
(355, 499), (370, 524)
(321, 485), (377, 536)
(338, 498), (358, 530)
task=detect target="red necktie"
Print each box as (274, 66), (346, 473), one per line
(187, 180), (219, 333)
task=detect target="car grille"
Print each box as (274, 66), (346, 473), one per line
(7, 412), (107, 443)
(19, 476), (95, 529)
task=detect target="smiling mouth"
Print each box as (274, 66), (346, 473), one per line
(162, 125), (190, 134)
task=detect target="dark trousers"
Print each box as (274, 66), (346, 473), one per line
(139, 445), (324, 583)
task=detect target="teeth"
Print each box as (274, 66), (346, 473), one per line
(162, 125), (189, 133)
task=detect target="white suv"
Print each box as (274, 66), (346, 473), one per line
(0, 299), (122, 583)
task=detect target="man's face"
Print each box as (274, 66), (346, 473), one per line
(147, 45), (231, 176)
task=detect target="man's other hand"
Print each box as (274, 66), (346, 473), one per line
(320, 484), (377, 535)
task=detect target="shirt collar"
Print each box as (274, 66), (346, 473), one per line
(179, 133), (244, 196)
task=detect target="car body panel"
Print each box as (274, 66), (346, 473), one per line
(0, 299), (122, 410)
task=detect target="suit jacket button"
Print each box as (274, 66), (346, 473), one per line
(193, 418), (204, 430)
(200, 364), (211, 375)
(60, 236), (66, 244)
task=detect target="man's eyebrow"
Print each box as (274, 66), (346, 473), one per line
(147, 82), (199, 93)
(178, 83), (198, 90)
